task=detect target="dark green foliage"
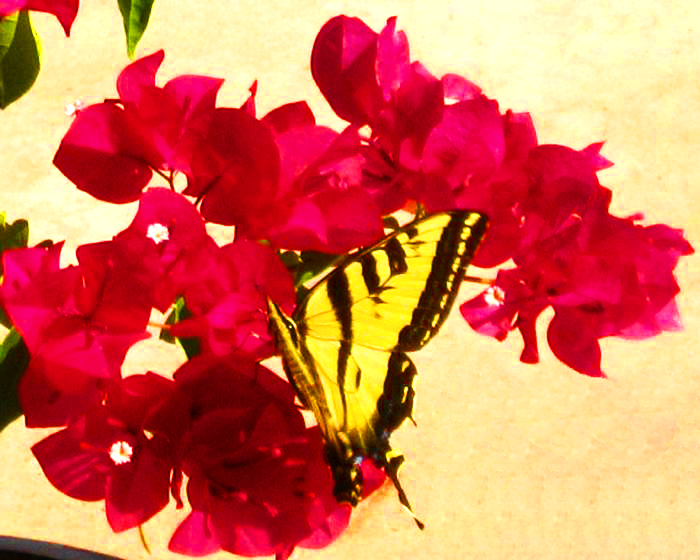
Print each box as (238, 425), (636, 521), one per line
(0, 11), (41, 109)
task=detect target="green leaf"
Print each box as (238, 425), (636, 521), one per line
(0, 328), (29, 434)
(0, 14), (18, 60)
(0, 216), (29, 260)
(0, 11), (42, 109)
(278, 250), (301, 272)
(295, 250), (342, 288)
(160, 297), (200, 360)
(117, 0), (155, 59)
(35, 239), (54, 249)
(159, 298), (181, 344)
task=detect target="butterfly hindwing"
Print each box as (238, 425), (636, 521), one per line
(268, 210), (488, 523)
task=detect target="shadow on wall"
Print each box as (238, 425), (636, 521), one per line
(0, 537), (124, 560)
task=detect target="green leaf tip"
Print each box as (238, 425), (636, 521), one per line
(160, 297), (201, 360)
(117, 0), (156, 59)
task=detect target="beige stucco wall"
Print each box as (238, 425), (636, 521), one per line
(0, 2), (698, 559)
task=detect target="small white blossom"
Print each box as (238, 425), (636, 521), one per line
(484, 285), (506, 307)
(146, 223), (170, 244)
(109, 440), (134, 465)
(64, 99), (86, 117)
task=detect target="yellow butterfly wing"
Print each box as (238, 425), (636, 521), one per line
(267, 210), (488, 524)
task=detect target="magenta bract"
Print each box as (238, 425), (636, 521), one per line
(311, 15), (381, 125)
(168, 239), (295, 359)
(31, 373), (176, 531)
(462, 184), (693, 377)
(52, 103), (159, 203)
(53, 50), (224, 204)
(0, 0), (78, 35)
(1, 242), (151, 426)
(140, 357), (351, 558)
(184, 108), (281, 228)
(118, 187), (211, 311)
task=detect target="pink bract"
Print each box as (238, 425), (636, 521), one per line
(262, 123), (385, 253)
(53, 50), (224, 204)
(31, 373), (176, 531)
(462, 186), (693, 377)
(170, 240), (295, 360)
(1, 242), (151, 426)
(118, 187), (212, 311)
(146, 357), (350, 558)
(184, 108), (281, 228)
(0, 0), (78, 35)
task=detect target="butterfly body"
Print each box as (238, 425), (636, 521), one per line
(268, 210), (488, 524)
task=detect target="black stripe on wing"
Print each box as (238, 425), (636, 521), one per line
(397, 211), (488, 351)
(325, 270), (356, 426)
(359, 236), (408, 307)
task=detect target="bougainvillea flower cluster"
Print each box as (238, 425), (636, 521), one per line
(460, 145), (693, 377)
(1, 14), (693, 558)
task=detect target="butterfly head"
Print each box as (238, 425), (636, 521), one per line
(267, 299), (299, 349)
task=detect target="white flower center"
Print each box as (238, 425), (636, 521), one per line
(109, 440), (134, 465)
(64, 99), (85, 117)
(484, 285), (506, 307)
(146, 223), (170, 244)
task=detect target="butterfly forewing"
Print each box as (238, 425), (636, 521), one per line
(299, 211), (487, 352)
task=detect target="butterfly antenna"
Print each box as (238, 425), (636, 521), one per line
(385, 454), (425, 530)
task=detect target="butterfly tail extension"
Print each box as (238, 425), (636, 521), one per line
(385, 452), (425, 530)
(327, 438), (425, 530)
(376, 351), (423, 528)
